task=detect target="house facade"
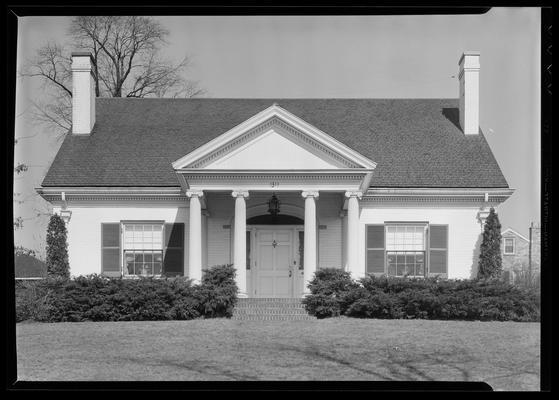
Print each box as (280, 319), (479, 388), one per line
(501, 228), (530, 272)
(501, 224), (541, 282)
(37, 51), (513, 298)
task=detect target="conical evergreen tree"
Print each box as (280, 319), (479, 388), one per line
(477, 207), (503, 279)
(46, 213), (70, 279)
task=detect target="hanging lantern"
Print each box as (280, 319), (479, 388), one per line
(268, 193), (281, 217)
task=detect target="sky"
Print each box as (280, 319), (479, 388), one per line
(14, 8), (541, 257)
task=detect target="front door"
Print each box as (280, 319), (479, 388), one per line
(255, 229), (294, 297)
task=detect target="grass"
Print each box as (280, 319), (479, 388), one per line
(16, 318), (540, 390)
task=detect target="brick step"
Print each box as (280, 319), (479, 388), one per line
(232, 298), (314, 320)
(233, 308), (310, 315)
(232, 314), (316, 321)
(236, 298), (305, 303)
(235, 303), (307, 309)
(236, 299), (306, 306)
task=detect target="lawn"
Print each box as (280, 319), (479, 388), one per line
(16, 318), (540, 390)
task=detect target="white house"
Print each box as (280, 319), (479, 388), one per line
(37, 51), (513, 298)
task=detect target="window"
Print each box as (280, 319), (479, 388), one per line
(366, 223), (447, 278)
(385, 225), (427, 277)
(123, 223), (164, 276)
(503, 237), (515, 255)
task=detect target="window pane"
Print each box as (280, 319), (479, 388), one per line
(123, 224), (164, 275)
(405, 264), (415, 276)
(416, 262), (425, 276)
(153, 262), (162, 275)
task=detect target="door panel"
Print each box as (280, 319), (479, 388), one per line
(275, 245), (290, 270)
(259, 245), (274, 270)
(256, 229), (293, 298)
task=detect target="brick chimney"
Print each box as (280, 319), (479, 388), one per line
(71, 52), (96, 135)
(458, 52), (480, 135)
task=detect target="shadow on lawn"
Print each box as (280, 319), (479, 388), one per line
(273, 343), (475, 382)
(114, 355), (260, 381)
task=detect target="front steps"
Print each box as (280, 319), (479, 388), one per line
(232, 298), (316, 321)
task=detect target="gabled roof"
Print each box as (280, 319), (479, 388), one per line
(172, 104), (377, 170)
(41, 98), (510, 188)
(501, 228), (530, 242)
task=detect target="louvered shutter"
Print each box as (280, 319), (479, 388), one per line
(101, 223), (121, 277)
(163, 223), (184, 276)
(366, 225), (385, 274)
(429, 225), (448, 278)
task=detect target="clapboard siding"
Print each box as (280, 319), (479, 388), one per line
(56, 204), (188, 277)
(359, 206), (483, 279)
(207, 217), (232, 267)
(318, 217), (342, 269)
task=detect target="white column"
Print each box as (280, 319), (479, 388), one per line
(186, 190), (203, 283)
(302, 191), (319, 295)
(232, 190), (249, 298)
(340, 210), (348, 271)
(346, 191), (362, 279)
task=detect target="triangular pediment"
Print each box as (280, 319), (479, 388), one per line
(172, 104), (376, 171)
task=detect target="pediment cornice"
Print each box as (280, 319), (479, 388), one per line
(172, 104), (377, 171)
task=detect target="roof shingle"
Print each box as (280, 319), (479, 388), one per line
(41, 98), (509, 188)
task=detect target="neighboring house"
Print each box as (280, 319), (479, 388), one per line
(37, 51), (513, 298)
(501, 228), (530, 273)
(501, 224), (541, 282)
(528, 222), (541, 274)
(14, 254), (47, 279)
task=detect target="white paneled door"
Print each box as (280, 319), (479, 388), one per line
(254, 228), (302, 298)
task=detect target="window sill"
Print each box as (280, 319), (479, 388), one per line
(122, 274), (163, 279)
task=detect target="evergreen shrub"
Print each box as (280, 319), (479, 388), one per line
(302, 268), (540, 322)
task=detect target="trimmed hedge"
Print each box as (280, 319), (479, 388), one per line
(15, 265), (238, 322)
(302, 268), (540, 322)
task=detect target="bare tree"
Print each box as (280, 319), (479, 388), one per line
(20, 16), (204, 135)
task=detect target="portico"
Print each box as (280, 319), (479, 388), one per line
(184, 188), (367, 298)
(173, 104), (376, 297)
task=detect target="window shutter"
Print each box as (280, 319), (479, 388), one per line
(366, 225), (385, 274)
(164, 223), (184, 277)
(101, 223), (121, 277)
(429, 225), (448, 277)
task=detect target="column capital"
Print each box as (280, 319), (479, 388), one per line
(345, 190), (363, 199)
(301, 190), (319, 199)
(186, 190), (204, 198)
(232, 190), (249, 199)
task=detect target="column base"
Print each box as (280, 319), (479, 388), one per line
(237, 292), (248, 299)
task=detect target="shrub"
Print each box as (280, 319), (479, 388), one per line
(197, 264), (238, 318)
(15, 265), (238, 322)
(345, 290), (404, 319)
(478, 208), (503, 279)
(302, 268), (360, 318)
(45, 214), (70, 279)
(303, 270), (540, 322)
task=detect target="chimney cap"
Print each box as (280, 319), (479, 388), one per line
(458, 51), (480, 66)
(71, 52), (96, 65)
